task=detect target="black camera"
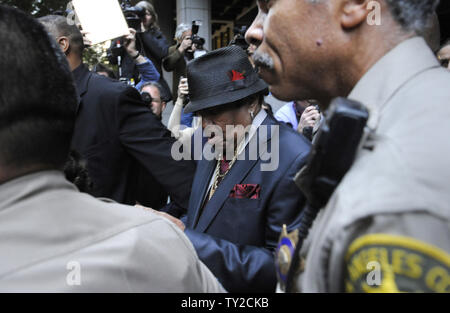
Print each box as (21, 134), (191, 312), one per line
(191, 20), (204, 47)
(141, 92), (152, 107)
(229, 26), (249, 51)
(121, 0), (146, 31)
(107, 1), (146, 75)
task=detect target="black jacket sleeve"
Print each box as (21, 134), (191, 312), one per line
(116, 86), (195, 214)
(140, 29), (169, 62)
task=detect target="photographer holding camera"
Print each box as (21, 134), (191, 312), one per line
(163, 23), (193, 102)
(123, 27), (161, 91)
(111, 1), (172, 100)
(163, 21), (207, 127)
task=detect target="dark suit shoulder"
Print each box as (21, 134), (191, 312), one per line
(89, 73), (128, 93)
(88, 73), (142, 103)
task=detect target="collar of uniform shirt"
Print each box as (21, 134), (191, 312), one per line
(0, 170), (76, 213)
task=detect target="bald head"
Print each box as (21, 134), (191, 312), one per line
(39, 15), (84, 58)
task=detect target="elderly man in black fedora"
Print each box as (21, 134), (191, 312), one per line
(170, 46), (311, 292)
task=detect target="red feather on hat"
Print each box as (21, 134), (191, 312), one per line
(229, 70), (245, 81)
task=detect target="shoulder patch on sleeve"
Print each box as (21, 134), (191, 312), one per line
(344, 234), (450, 293)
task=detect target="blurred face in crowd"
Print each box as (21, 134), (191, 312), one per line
(247, 44), (257, 57)
(437, 43), (450, 69)
(295, 100), (310, 113)
(97, 71), (110, 78)
(181, 29), (193, 52)
(143, 10), (153, 28)
(200, 97), (260, 157)
(247, 44), (257, 67)
(142, 85), (166, 118)
(181, 30), (192, 42)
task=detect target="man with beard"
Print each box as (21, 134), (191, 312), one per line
(246, 0), (450, 292)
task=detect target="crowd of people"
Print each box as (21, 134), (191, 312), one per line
(0, 0), (449, 293)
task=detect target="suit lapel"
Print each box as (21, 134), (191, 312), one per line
(194, 116), (276, 233)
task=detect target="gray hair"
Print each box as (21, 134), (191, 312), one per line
(312, 0), (440, 34)
(140, 81), (164, 98)
(175, 23), (191, 41)
(384, 0), (440, 33)
(418, 12), (440, 52)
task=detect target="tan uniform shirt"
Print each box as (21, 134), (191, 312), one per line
(0, 171), (225, 292)
(297, 37), (450, 293)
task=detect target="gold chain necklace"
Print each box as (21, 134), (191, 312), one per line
(208, 149), (239, 200)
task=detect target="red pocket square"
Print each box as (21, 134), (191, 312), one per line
(230, 184), (261, 199)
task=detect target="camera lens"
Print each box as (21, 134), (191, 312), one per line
(141, 92), (152, 106)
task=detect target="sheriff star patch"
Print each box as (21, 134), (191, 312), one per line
(344, 234), (450, 293)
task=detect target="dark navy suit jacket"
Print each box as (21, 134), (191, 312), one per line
(71, 64), (195, 215)
(184, 114), (311, 292)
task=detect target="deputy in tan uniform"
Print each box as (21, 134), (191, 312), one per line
(246, 0), (450, 292)
(0, 5), (224, 293)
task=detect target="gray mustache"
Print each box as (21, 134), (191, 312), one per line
(252, 51), (275, 71)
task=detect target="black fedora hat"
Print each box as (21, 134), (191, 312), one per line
(184, 46), (268, 114)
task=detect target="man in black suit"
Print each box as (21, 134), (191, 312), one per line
(39, 16), (195, 216)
